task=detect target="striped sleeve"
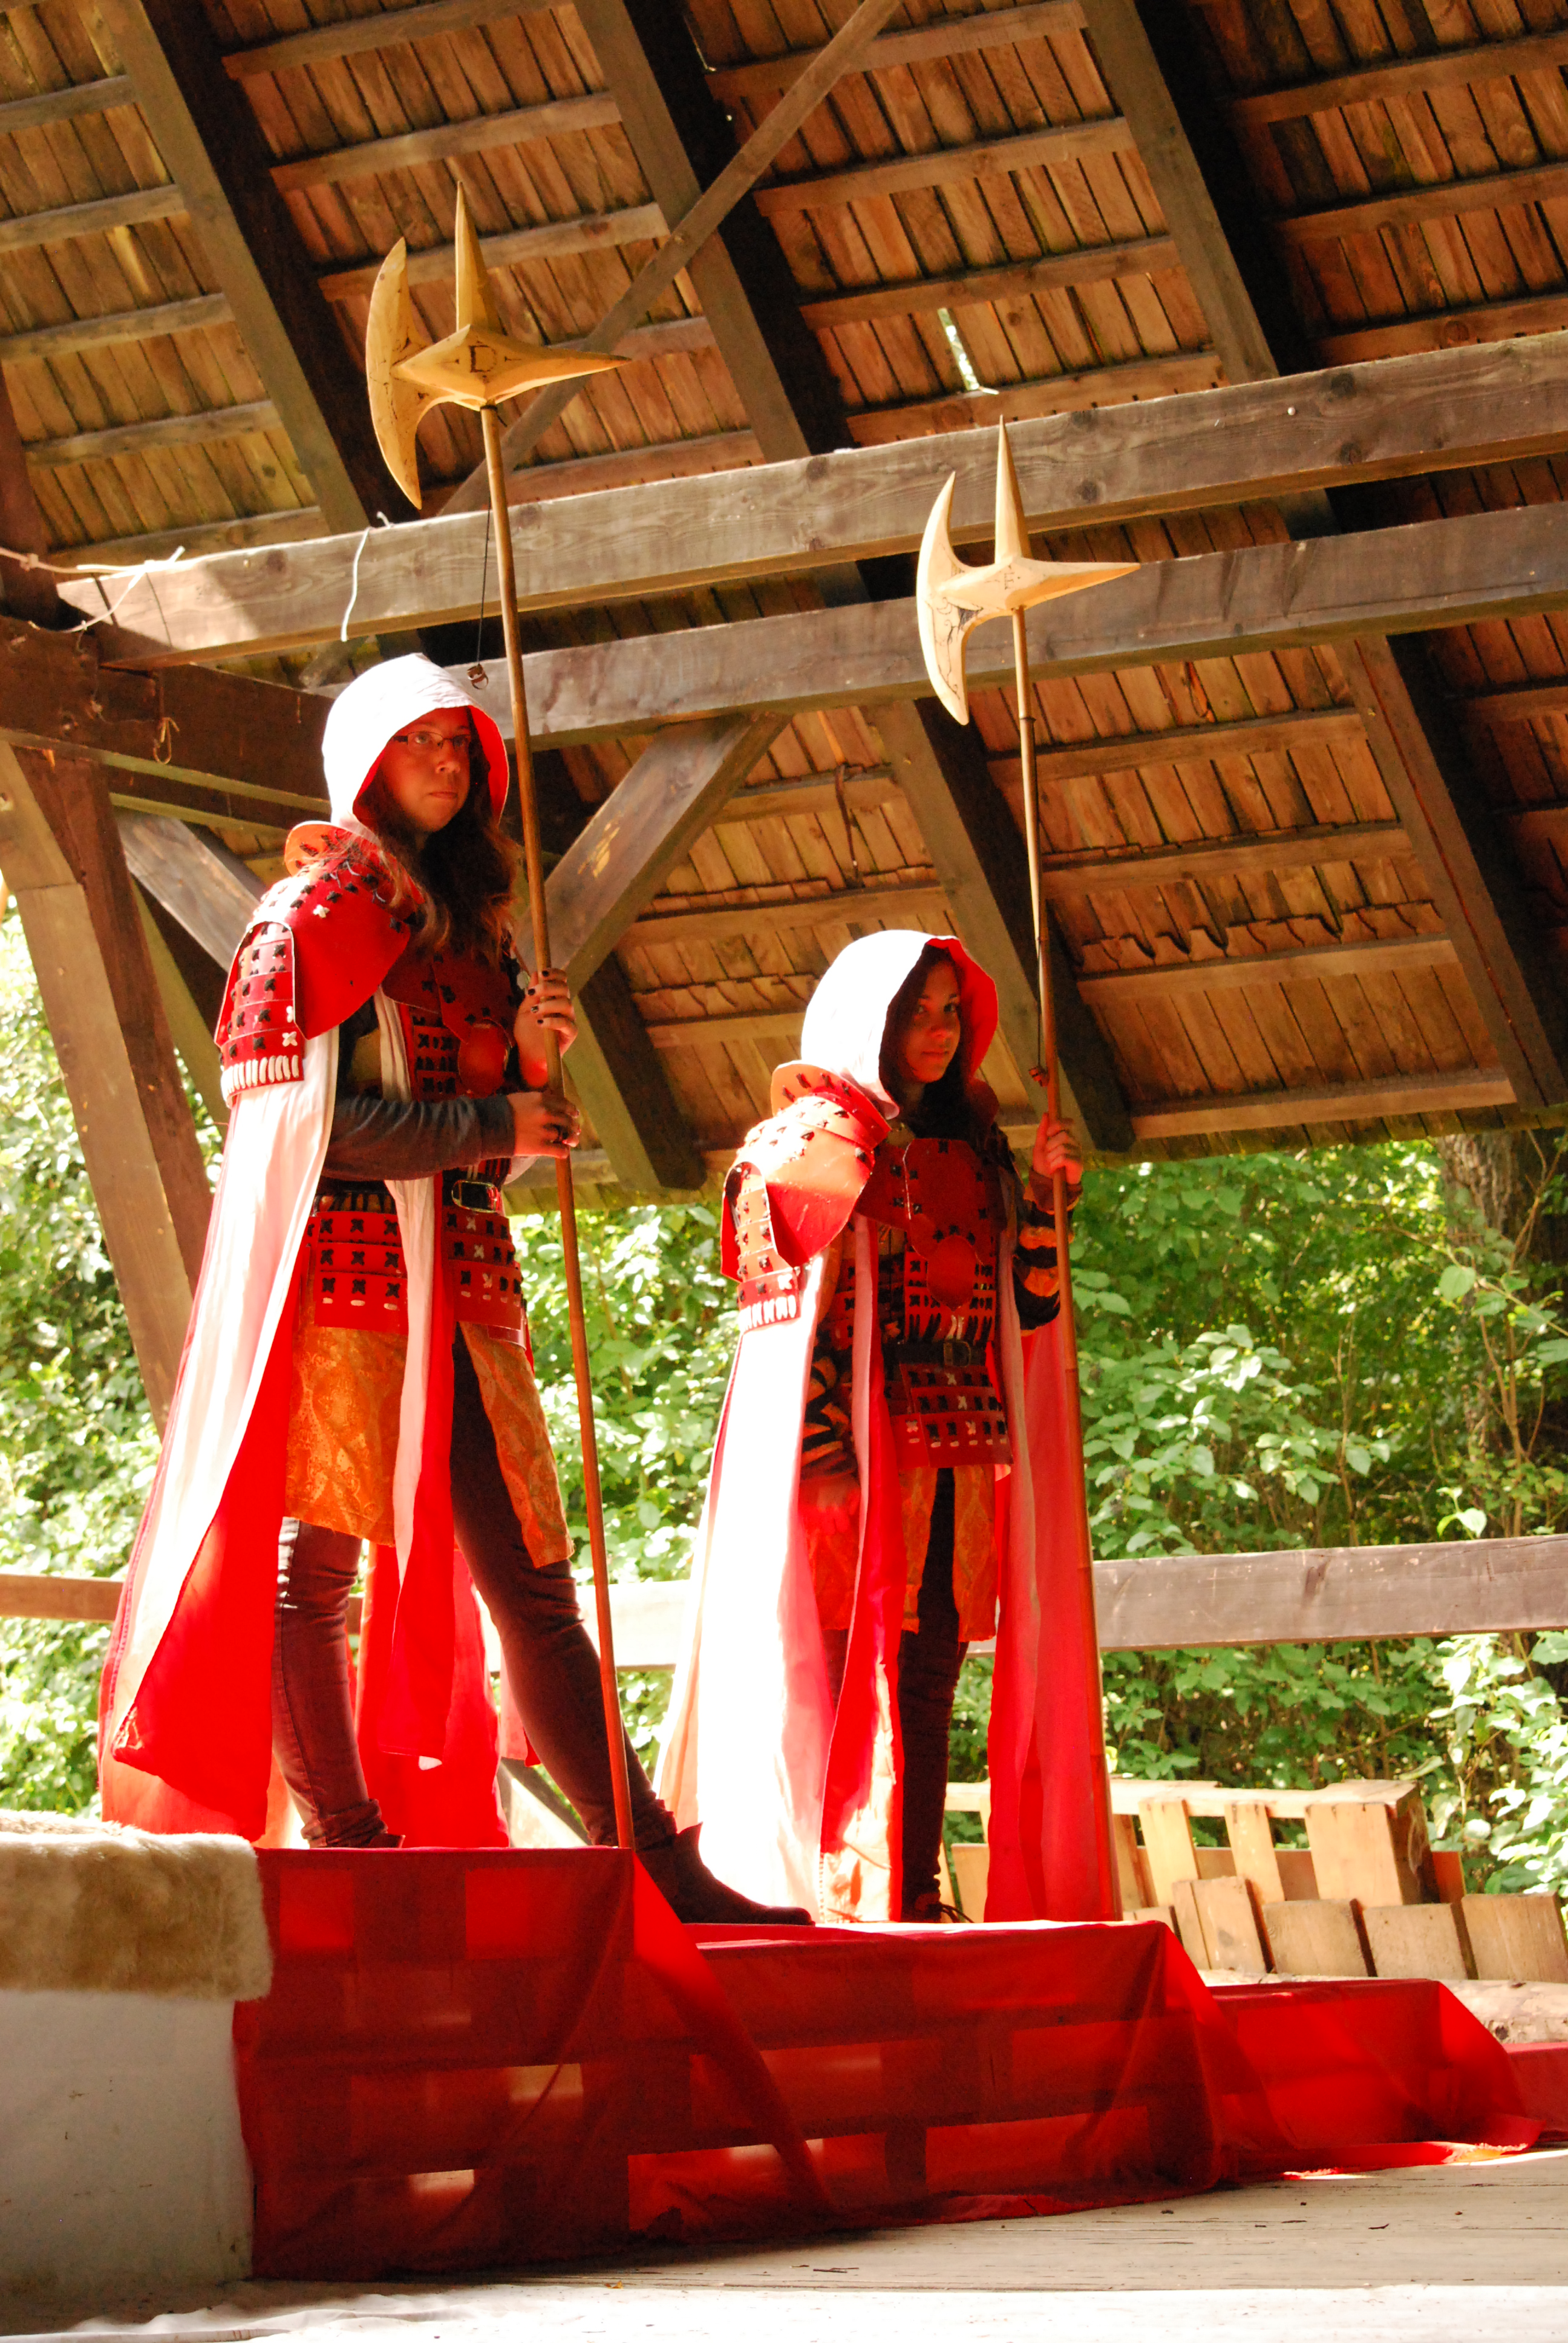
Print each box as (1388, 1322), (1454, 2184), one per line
(1014, 1170), (1080, 1332)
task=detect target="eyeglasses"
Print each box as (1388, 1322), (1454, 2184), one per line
(392, 726), (471, 753)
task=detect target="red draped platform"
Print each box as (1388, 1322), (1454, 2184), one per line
(235, 1847), (1535, 2279)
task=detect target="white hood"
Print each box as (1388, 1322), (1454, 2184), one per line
(320, 655), (509, 826)
(795, 929), (999, 1113)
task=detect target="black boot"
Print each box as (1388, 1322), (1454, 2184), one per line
(640, 1825), (813, 1926)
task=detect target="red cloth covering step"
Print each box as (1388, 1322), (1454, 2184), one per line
(235, 1849), (1535, 2281)
(1506, 2041), (1568, 2140)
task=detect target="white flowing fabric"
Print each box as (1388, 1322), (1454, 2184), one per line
(658, 1257), (834, 1915)
(103, 1032), (337, 1749)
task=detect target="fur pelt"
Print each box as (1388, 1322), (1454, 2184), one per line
(0, 1810), (272, 2000)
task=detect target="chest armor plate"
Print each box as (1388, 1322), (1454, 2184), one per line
(851, 1137), (1010, 1468)
(309, 945), (528, 1344)
(382, 946), (515, 1099)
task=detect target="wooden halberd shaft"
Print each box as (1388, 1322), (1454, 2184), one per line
(482, 404), (635, 1855)
(1011, 605), (1120, 1916)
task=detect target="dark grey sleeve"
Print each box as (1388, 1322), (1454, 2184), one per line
(323, 1091), (517, 1181)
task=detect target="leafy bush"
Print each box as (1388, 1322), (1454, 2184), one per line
(0, 913), (166, 1810)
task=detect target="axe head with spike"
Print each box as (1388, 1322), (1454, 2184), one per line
(916, 422), (1137, 723)
(367, 184), (624, 507)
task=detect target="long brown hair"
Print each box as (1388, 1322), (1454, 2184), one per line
(880, 943), (993, 1150)
(356, 725), (520, 961)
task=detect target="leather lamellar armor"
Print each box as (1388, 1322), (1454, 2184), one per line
(215, 833), (409, 1105)
(831, 1136), (1012, 1469)
(722, 1070), (887, 1334)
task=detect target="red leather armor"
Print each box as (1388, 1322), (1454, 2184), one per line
(215, 831), (408, 1104)
(722, 1070), (887, 1334)
(853, 1136), (1011, 1469)
(381, 943), (516, 1101)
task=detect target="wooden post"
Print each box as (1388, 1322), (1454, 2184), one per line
(0, 745), (210, 1426)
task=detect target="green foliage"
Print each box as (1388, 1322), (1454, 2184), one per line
(0, 913), (163, 1811)
(512, 1202), (737, 1582)
(1071, 1142), (1568, 1556)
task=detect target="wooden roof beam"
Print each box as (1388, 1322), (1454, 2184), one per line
(799, 236), (1181, 329)
(223, 0), (555, 79)
(1077, 0), (1568, 1110)
(0, 613), (328, 829)
(524, 715), (784, 1190)
(77, 331), (1568, 659)
(271, 91), (621, 194)
(753, 118), (1137, 215)
(117, 811), (262, 967)
(1229, 25), (1568, 127)
(1131, 1071), (1514, 1141)
(0, 72), (134, 133)
(25, 400), (280, 471)
(532, 712), (785, 987)
(0, 182), (184, 254)
(1279, 160), (1568, 246)
(315, 203), (665, 304)
(708, 1), (1087, 102)
(91, 0), (413, 534)
(432, 503), (1568, 745)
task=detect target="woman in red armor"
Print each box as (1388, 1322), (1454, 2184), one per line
(99, 655), (803, 1925)
(659, 929), (1081, 1924)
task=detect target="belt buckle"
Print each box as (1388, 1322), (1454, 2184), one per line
(450, 1176), (495, 1213)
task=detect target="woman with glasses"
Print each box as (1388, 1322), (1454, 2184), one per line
(99, 654), (806, 1923)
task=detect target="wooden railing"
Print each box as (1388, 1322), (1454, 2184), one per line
(5, 1531), (1565, 1663)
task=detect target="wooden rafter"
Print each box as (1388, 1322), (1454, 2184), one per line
(1278, 160), (1568, 247)
(76, 332), (1568, 660)
(531, 713), (783, 1190)
(439, 0), (893, 507)
(315, 204), (666, 304)
(419, 503), (1568, 747)
(799, 236), (1182, 328)
(1226, 24), (1568, 126)
(270, 91), (621, 192)
(117, 813), (261, 968)
(0, 615), (328, 828)
(751, 117), (1137, 215)
(0, 183), (184, 254)
(90, 0), (412, 534)
(0, 71), (133, 133)
(1131, 1072), (1514, 1141)
(1079, 0), (1568, 1112)
(707, 0), (1087, 102)
(27, 401), (281, 471)
(535, 713), (785, 986)
(221, 0), (555, 79)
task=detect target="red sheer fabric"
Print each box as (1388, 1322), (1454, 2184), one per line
(235, 1850), (1530, 2278)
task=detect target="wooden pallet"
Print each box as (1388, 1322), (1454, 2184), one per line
(943, 1776), (1568, 1982)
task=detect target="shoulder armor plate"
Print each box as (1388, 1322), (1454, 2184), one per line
(722, 1072), (887, 1331)
(215, 834), (411, 1101)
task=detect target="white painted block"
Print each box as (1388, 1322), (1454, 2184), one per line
(0, 1988), (250, 2293)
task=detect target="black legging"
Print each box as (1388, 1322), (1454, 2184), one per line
(822, 1469), (969, 1918)
(272, 1332), (675, 1850)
